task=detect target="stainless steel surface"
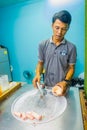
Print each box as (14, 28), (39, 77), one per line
(0, 84), (84, 130)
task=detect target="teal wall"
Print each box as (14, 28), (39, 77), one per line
(0, 0), (84, 82)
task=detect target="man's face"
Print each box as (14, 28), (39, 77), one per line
(52, 19), (69, 41)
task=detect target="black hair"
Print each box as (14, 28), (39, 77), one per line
(52, 10), (72, 25)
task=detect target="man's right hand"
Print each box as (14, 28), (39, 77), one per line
(32, 75), (41, 88)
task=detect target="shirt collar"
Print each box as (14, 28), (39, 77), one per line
(50, 37), (66, 44)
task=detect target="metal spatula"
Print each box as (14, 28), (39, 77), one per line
(36, 82), (47, 97)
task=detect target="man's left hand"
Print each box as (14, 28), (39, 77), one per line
(52, 81), (69, 96)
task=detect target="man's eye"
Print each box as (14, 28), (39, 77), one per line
(62, 28), (67, 31)
(55, 27), (68, 31)
(55, 27), (59, 30)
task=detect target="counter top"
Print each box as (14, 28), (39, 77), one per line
(0, 84), (84, 130)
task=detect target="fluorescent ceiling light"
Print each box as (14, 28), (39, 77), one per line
(48, 0), (81, 6)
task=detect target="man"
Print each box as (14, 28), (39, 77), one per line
(33, 10), (77, 96)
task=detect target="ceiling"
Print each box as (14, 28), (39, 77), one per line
(0, 0), (33, 7)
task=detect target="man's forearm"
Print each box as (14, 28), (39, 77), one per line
(64, 65), (75, 81)
(36, 62), (43, 76)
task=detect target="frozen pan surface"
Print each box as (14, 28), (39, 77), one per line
(11, 89), (67, 124)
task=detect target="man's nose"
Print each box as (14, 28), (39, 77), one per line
(57, 28), (62, 34)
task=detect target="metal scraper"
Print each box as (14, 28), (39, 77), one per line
(36, 82), (47, 97)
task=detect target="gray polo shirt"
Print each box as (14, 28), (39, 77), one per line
(38, 38), (77, 87)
